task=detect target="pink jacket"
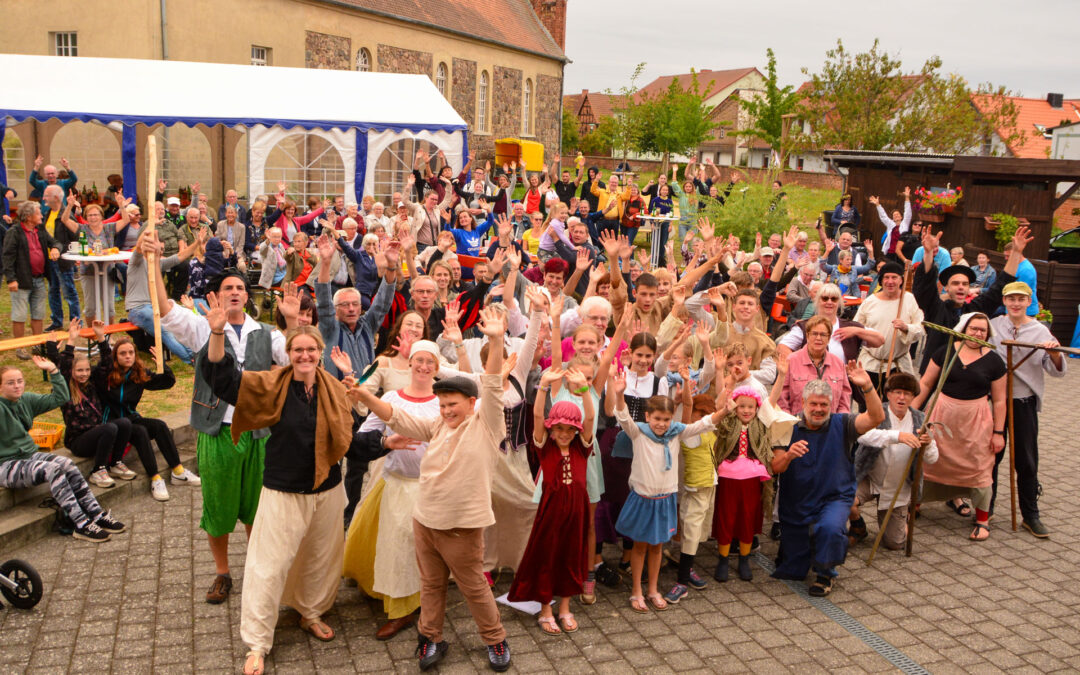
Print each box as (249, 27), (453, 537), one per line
(778, 347), (851, 415)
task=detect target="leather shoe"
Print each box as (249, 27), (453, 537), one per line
(206, 574), (232, 604)
(376, 613), (417, 640)
(1022, 518), (1050, 538)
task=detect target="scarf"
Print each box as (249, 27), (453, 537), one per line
(229, 365), (353, 490)
(636, 421), (687, 471)
(837, 264), (851, 274)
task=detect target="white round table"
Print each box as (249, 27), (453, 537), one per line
(61, 251), (132, 325)
(635, 214), (679, 267)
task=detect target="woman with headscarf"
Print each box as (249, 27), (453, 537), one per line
(201, 292), (354, 675)
(912, 312), (1006, 542)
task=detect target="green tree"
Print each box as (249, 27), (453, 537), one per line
(737, 48), (797, 152)
(799, 39), (1023, 154)
(561, 106), (581, 153)
(636, 70), (715, 172)
(603, 63), (648, 164)
(579, 115), (617, 156)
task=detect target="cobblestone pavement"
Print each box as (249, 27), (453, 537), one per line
(2, 371), (1080, 674)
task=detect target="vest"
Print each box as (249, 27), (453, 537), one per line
(779, 413), (856, 526)
(852, 407), (925, 484)
(191, 325), (273, 437)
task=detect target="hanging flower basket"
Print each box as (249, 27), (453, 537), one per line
(914, 186), (962, 220)
(984, 215), (1029, 231)
(920, 211), (945, 223)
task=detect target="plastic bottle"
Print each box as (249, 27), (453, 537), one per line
(79, 230), (88, 256)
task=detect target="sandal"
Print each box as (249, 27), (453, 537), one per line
(243, 651), (265, 675)
(300, 617), (336, 642)
(537, 615), (561, 635)
(970, 522), (990, 541)
(557, 613), (578, 633)
(647, 593), (669, 611)
(629, 595), (648, 613)
(808, 575), (833, 597)
(946, 499), (972, 518)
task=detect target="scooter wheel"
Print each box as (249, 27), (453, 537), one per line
(0, 559), (43, 609)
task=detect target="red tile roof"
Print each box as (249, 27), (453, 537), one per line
(563, 90), (623, 120)
(971, 95), (1080, 159)
(330, 0), (566, 61)
(636, 67), (760, 102)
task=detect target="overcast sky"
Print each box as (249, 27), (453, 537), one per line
(563, 0), (1076, 100)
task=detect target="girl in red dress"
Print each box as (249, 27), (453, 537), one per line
(508, 367), (595, 636)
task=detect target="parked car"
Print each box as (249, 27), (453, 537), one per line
(1048, 226), (1080, 265)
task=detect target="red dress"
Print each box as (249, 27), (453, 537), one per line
(508, 435), (590, 603)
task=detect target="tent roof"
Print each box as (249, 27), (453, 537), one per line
(0, 54), (467, 133)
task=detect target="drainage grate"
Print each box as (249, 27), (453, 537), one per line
(754, 552), (930, 675)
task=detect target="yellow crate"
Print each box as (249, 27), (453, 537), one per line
(494, 138), (544, 171)
(29, 422), (65, 450)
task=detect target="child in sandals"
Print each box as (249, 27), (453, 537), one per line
(508, 368), (595, 635)
(610, 369), (726, 613)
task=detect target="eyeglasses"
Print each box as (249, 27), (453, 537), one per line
(819, 296), (840, 302)
(808, 331), (830, 339)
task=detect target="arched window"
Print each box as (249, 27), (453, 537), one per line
(523, 78), (533, 135)
(478, 71), (490, 132)
(264, 132), (345, 205)
(435, 62), (448, 98)
(356, 48), (371, 72)
(373, 138), (440, 208)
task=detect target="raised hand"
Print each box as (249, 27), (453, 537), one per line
(564, 367), (588, 392)
(158, 178), (167, 192)
(600, 230), (620, 259)
(205, 291), (227, 332)
(279, 282), (302, 325)
(91, 320), (105, 342)
(60, 157), (70, 170)
(712, 347), (728, 373)
(478, 306), (507, 337)
(549, 290), (565, 318)
(501, 353), (519, 381)
(868, 195), (879, 206)
(611, 368), (627, 397)
(191, 181), (201, 195)
(495, 214), (512, 239)
(441, 314), (463, 344)
(588, 262), (607, 285)
(393, 331), (415, 359)
(506, 245), (522, 271)
(576, 246), (591, 270)
(903, 186), (911, 199)
(697, 217), (715, 242)
(525, 286), (549, 314)
(783, 224), (800, 251)
(33, 155), (44, 171)
(444, 298), (463, 324)
(67, 318), (82, 344)
(1012, 225), (1032, 254)
(315, 234), (335, 261)
(846, 360), (871, 389)
(330, 346), (353, 375)
(180, 294), (195, 310)
(32, 354), (57, 373)
(921, 224), (940, 255)
(694, 320), (711, 348)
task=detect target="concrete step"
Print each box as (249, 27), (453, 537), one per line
(0, 412), (196, 555)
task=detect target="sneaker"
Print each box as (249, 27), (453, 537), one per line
(595, 563), (622, 588)
(1022, 518), (1050, 538)
(416, 634), (448, 671)
(578, 575), (596, 605)
(73, 521), (111, 542)
(483, 571), (495, 587)
(14, 348), (31, 361)
(109, 462), (137, 480)
(89, 469), (115, 488)
(44, 323), (63, 332)
(171, 468), (201, 486)
(663, 583), (689, 604)
(95, 512), (126, 533)
(769, 522), (782, 541)
(686, 567), (708, 590)
(150, 477), (170, 502)
(808, 575), (833, 597)
(486, 639), (511, 672)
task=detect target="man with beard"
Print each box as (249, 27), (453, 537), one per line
(854, 261), (924, 386)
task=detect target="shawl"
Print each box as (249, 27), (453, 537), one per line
(637, 421), (687, 471)
(230, 365), (353, 490)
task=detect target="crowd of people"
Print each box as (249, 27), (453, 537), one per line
(0, 152), (1067, 675)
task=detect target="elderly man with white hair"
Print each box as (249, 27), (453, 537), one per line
(217, 189), (247, 223)
(41, 184), (81, 331)
(4, 201), (64, 357)
(771, 365), (884, 597)
(363, 202), (390, 233)
(29, 155), (77, 204)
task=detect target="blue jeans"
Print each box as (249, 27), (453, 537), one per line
(772, 499), (851, 580)
(656, 222), (670, 267)
(127, 303), (195, 364)
(47, 262), (80, 327)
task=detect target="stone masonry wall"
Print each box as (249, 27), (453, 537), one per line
(535, 73), (562, 157)
(305, 31), (351, 69)
(492, 65), (524, 141)
(452, 58), (477, 129)
(377, 45), (432, 76)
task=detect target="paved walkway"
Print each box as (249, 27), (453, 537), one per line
(3, 370), (1080, 674)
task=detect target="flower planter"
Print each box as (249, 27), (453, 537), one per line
(920, 211), (944, 223)
(984, 216), (1029, 231)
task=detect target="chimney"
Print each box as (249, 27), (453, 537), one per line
(1048, 93), (1064, 108)
(530, 0), (567, 52)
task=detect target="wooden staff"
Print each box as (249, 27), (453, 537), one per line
(904, 442), (924, 556)
(1006, 343), (1017, 531)
(144, 136), (164, 374)
(877, 262), (911, 395)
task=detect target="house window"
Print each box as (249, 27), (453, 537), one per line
(435, 62), (448, 98)
(761, 154), (769, 169)
(356, 48), (372, 72)
(52, 32), (77, 57)
(478, 71), (490, 132)
(251, 46), (270, 66)
(523, 79), (533, 135)
(796, 157), (805, 171)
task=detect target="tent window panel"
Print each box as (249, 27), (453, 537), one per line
(144, 126), (214, 200)
(264, 132), (345, 206)
(372, 138), (440, 210)
(53, 32), (77, 57)
(478, 71), (489, 132)
(2, 133), (28, 199)
(49, 121), (121, 196)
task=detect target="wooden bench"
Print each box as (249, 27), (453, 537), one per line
(0, 322), (139, 353)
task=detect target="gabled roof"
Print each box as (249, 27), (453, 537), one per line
(563, 90), (623, 120)
(636, 67), (761, 102)
(970, 94), (1080, 158)
(329, 0), (566, 62)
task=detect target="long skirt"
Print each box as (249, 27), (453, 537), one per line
(508, 481), (589, 604)
(483, 447), (539, 573)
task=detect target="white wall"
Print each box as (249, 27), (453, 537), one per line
(1051, 125), (1080, 160)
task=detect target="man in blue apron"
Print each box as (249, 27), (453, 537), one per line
(771, 364), (885, 596)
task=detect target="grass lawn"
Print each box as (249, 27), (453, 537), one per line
(1, 274), (195, 430)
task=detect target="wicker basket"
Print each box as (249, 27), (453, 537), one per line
(29, 422), (65, 450)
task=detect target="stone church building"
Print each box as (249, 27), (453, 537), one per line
(0, 0), (568, 203)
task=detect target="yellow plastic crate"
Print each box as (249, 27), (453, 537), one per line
(495, 138), (544, 171)
(29, 422), (65, 450)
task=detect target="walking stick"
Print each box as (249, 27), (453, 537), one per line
(877, 263), (911, 396)
(144, 136), (165, 374)
(867, 322), (993, 565)
(1006, 344), (1017, 531)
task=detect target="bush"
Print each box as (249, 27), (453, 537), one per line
(991, 212), (1019, 252)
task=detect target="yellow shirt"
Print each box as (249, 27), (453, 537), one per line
(46, 210), (58, 236)
(521, 229), (541, 256)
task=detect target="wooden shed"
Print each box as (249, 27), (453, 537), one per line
(824, 151), (1080, 343)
